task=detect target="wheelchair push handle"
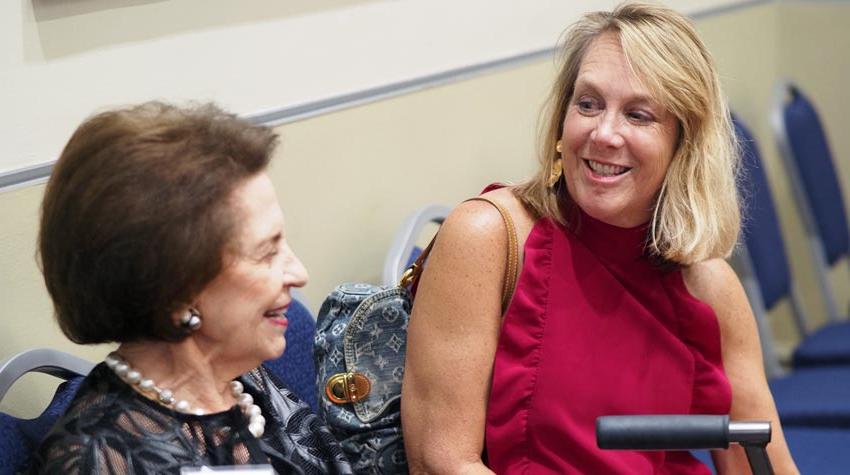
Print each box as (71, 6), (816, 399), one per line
(597, 414), (731, 450)
(596, 415), (773, 475)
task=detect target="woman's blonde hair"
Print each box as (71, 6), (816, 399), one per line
(515, 2), (740, 265)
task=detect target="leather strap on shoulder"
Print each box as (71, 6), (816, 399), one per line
(463, 197), (519, 314)
(401, 197), (520, 315)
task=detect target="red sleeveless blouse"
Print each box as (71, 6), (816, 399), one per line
(484, 199), (732, 473)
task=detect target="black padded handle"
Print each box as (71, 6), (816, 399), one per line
(597, 415), (730, 451)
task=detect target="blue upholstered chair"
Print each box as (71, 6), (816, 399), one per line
(771, 82), (850, 368)
(382, 204), (450, 287)
(691, 427), (850, 475)
(782, 427), (850, 475)
(735, 115), (805, 376)
(734, 116), (850, 429)
(263, 292), (318, 413)
(0, 348), (93, 473)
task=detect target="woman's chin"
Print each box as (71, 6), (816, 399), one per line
(240, 338), (286, 366)
(576, 202), (649, 229)
(264, 340), (287, 362)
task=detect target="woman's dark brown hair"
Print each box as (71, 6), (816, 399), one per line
(38, 102), (278, 343)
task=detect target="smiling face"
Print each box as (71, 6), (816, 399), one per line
(190, 173), (308, 369)
(560, 32), (679, 228)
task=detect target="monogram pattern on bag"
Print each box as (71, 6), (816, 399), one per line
(315, 282), (412, 474)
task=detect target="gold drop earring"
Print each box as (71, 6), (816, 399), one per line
(548, 140), (564, 188)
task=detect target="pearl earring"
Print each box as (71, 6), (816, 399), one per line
(180, 307), (202, 331)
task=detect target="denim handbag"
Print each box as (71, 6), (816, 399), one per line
(314, 197), (518, 474)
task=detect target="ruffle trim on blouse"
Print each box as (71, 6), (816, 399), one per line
(485, 217), (556, 473)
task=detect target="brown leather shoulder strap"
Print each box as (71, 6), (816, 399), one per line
(462, 197), (519, 314)
(402, 198), (520, 314)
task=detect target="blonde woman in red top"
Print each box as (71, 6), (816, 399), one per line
(402, 3), (798, 474)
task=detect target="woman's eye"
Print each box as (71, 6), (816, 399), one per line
(627, 111), (654, 124)
(576, 98), (598, 113)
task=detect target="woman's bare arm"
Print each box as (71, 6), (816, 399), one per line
(401, 199), (510, 474)
(683, 259), (799, 475)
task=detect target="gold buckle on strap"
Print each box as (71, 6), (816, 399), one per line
(325, 372), (372, 404)
(399, 263), (418, 288)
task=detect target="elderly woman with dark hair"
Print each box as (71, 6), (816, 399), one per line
(31, 103), (352, 474)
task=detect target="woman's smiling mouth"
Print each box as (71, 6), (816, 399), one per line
(263, 306), (289, 328)
(584, 159), (631, 177)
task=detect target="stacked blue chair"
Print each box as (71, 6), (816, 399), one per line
(0, 348), (93, 473)
(263, 293), (319, 413)
(732, 116), (850, 473)
(781, 428), (850, 475)
(771, 81), (850, 368)
(735, 115), (805, 376)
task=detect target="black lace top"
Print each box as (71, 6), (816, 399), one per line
(29, 363), (352, 475)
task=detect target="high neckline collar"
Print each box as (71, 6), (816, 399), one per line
(569, 208), (650, 263)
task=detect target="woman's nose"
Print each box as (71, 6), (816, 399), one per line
(283, 244), (309, 288)
(590, 113), (625, 149)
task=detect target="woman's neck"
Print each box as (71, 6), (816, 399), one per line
(116, 339), (242, 413)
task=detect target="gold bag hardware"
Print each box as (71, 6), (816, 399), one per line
(325, 372), (372, 404)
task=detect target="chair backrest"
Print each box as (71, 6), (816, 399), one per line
(382, 204), (450, 286)
(263, 295), (318, 412)
(771, 81), (849, 322)
(0, 348), (93, 402)
(0, 349), (93, 473)
(733, 115), (804, 377)
(735, 116), (793, 312)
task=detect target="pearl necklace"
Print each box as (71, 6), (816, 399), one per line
(105, 352), (266, 437)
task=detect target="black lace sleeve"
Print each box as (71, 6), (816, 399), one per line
(31, 425), (137, 475)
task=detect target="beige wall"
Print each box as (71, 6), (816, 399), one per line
(2, 1), (849, 417)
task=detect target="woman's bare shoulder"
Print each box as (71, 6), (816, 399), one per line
(681, 259), (738, 304)
(681, 258), (752, 330)
(434, 187), (529, 255)
(479, 186), (536, 226)
(434, 198), (508, 265)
